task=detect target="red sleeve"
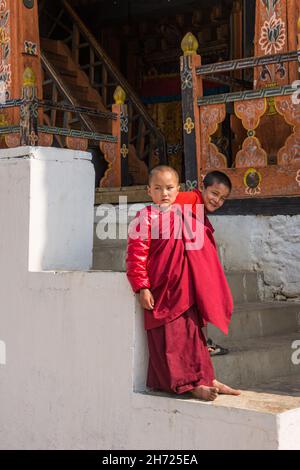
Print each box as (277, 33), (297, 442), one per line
(175, 190), (200, 209)
(126, 209), (151, 294)
(175, 189), (203, 218)
(175, 189), (215, 234)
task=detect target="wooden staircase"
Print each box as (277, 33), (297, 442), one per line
(39, 0), (166, 187)
(41, 38), (149, 185)
(41, 38), (109, 133)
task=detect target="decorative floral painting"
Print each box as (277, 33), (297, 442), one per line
(255, 0), (289, 88)
(0, 0), (10, 99)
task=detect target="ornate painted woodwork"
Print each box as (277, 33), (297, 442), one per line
(180, 21), (300, 199)
(65, 136), (88, 151)
(180, 33), (202, 185)
(2, 0), (42, 127)
(275, 94), (300, 165)
(234, 98), (268, 168)
(199, 103), (227, 170)
(254, 0), (300, 160)
(254, 0), (299, 88)
(99, 141), (118, 188)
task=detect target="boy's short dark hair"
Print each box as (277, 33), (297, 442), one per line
(148, 165), (180, 185)
(203, 171), (232, 192)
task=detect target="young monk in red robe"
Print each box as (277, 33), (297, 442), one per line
(126, 165), (241, 401)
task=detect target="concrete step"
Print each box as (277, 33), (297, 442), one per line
(93, 242), (127, 272)
(141, 385), (300, 449)
(93, 249), (261, 302)
(208, 301), (300, 344)
(245, 373), (300, 397)
(212, 332), (300, 389)
(92, 236), (261, 303)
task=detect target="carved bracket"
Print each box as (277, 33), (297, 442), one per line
(99, 141), (118, 188)
(275, 95), (300, 165)
(200, 103), (227, 169)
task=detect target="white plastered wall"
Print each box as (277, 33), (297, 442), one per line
(0, 146), (298, 449)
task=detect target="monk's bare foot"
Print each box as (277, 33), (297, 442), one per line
(212, 379), (241, 395)
(190, 385), (219, 401)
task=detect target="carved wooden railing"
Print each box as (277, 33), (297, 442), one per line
(0, 67), (129, 188)
(42, 0), (167, 168)
(180, 32), (300, 198)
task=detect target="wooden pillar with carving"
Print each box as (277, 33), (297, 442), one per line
(180, 33), (202, 187)
(99, 86), (128, 188)
(0, 0), (43, 143)
(255, 0), (300, 87)
(254, 0), (300, 162)
(231, 0), (243, 79)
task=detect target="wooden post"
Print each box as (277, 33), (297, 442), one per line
(180, 32), (202, 187)
(254, 0), (299, 88)
(231, 0), (243, 80)
(20, 67), (38, 146)
(114, 86), (130, 187)
(298, 16), (300, 78)
(99, 86), (128, 188)
(0, 0), (43, 129)
(253, 0), (300, 162)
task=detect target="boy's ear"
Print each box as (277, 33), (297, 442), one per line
(147, 185), (151, 195)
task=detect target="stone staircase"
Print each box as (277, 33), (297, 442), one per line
(93, 206), (300, 393)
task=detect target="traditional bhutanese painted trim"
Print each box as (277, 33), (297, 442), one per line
(27, 130), (38, 145)
(181, 69), (193, 90)
(0, 98), (24, 108)
(296, 169), (300, 187)
(120, 144), (128, 159)
(186, 179), (198, 191)
(259, 13), (286, 56)
(24, 40), (37, 56)
(198, 84), (294, 106)
(39, 99), (117, 120)
(196, 51), (299, 76)
(167, 143), (183, 155)
(0, 1), (11, 99)
(183, 116), (195, 134)
(23, 0), (34, 9)
(38, 125), (118, 142)
(0, 125), (20, 133)
(243, 168), (262, 196)
(245, 185), (262, 196)
(0, 99), (117, 123)
(120, 111), (128, 133)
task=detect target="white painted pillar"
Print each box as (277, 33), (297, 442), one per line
(0, 146), (95, 271)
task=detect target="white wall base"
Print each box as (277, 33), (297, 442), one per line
(210, 214), (300, 300)
(0, 146), (95, 271)
(0, 148), (300, 449)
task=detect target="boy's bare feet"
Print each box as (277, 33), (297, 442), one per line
(190, 385), (219, 401)
(212, 379), (241, 395)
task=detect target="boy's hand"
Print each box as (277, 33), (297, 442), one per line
(139, 288), (155, 310)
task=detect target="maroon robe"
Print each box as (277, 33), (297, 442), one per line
(126, 190), (233, 393)
(127, 190), (233, 334)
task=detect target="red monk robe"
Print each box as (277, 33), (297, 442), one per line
(126, 189), (233, 394)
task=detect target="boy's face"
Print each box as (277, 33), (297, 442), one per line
(202, 182), (230, 213)
(147, 171), (180, 209)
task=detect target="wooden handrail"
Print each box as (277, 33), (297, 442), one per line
(197, 50), (299, 76)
